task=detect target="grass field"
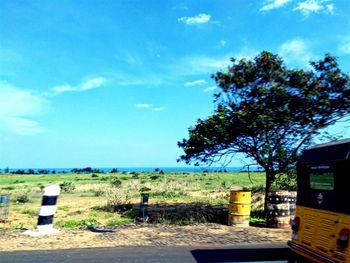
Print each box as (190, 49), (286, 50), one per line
(0, 171), (266, 230)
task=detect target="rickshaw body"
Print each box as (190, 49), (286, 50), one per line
(288, 139), (350, 262)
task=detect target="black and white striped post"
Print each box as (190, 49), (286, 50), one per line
(24, 185), (60, 236)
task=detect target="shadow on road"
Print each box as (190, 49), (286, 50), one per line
(191, 247), (291, 263)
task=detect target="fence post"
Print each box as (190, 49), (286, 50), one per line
(24, 185), (60, 236)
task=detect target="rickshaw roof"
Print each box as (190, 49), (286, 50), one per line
(298, 138), (350, 163)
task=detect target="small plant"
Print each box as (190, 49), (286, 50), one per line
(91, 187), (105, 197)
(14, 193), (30, 203)
(110, 178), (122, 188)
(121, 209), (137, 219)
(57, 219), (80, 228)
(22, 209), (37, 217)
(150, 174), (160, 180)
(105, 187), (132, 212)
(272, 172), (297, 191)
(1, 186), (14, 190)
(60, 205), (71, 212)
(106, 218), (133, 226)
(140, 186), (151, 192)
(91, 174), (99, 178)
(80, 218), (99, 226)
(59, 181), (76, 193)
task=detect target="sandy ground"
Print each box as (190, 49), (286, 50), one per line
(0, 223), (291, 252)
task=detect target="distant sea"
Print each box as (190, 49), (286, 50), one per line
(3, 166), (262, 173)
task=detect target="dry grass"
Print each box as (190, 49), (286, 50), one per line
(0, 172), (266, 229)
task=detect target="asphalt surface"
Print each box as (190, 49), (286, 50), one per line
(0, 243), (292, 263)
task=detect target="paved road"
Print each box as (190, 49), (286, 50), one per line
(0, 243), (292, 263)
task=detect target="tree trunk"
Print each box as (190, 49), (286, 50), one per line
(264, 172), (273, 217)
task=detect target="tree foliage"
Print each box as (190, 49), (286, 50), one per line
(178, 51), (350, 210)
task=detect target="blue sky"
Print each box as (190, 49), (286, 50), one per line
(1, 0), (350, 168)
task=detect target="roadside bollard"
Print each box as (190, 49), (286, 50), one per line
(23, 185), (60, 236)
(137, 193), (149, 222)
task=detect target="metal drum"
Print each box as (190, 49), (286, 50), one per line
(266, 190), (291, 228)
(228, 190), (251, 227)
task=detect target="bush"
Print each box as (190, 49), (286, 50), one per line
(14, 193), (30, 203)
(60, 181), (76, 193)
(91, 187), (105, 197)
(272, 172), (297, 191)
(105, 188), (131, 212)
(110, 178), (122, 188)
(121, 209), (137, 219)
(150, 174), (160, 180)
(140, 186), (151, 192)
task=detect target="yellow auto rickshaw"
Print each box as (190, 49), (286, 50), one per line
(288, 138), (350, 262)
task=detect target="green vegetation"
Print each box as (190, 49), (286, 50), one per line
(178, 52), (350, 212)
(0, 171), (267, 229)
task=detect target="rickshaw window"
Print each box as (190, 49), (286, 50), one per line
(309, 171), (334, 190)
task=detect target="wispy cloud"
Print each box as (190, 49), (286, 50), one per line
(203, 86), (218, 93)
(294, 0), (335, 16)
(278, 38), (315, 68)
(260, 0), (292, 12)
(339, 37), (350, 55)
(153, 107), (164, 112)
(134, 104), (165, 112)
(178, 13), (211, 25)
(177, 55), (230, 75)
(134, 104), (154, 109)
(0, 82), (48, 135)
(52, 77), (107, 94)
(220, 40), (227, 47)
(185, 80), (207, 87)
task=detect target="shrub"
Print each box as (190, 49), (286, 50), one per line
(140, 186), (151, 192)
(110, 178), (122, 188)
(91, 187), (105, 197)
(150, 174), (160, 180)
(14, 193), (30, 203)
(121, 209), (137, 219)
(272, 172), (297, 191)
(105, 187), (131, 212)
(59, 181), (76, 193)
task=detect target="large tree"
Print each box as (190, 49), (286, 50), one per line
(178, 51), (350, 212)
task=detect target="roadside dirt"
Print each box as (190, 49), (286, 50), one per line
(0, 223), (291, 252)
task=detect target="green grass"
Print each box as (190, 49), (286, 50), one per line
(0, 171), (266, 229)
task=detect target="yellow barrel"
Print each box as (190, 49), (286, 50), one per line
(228, 190), (251, 227)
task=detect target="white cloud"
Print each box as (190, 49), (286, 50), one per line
(134, 104), (165, 112)
(174, 48), (259, 76)
(260, 0), (292, 12)
(220, 40), (227, 47)
(134, 104), (154, 109)
(185, 80), (207, 87)
(203, 86), (218, 93)
(278, 39), (315, 68)
(178, 55), (230, 75)
(178, 13), (211, 25)
(0, 82), (48, 135)
(52, 76), (107, 94)
(294, 0), (335, 16)
(153, 107), (164, 112)
(2, 117), (44, 136)
(339, 39), (350, 54)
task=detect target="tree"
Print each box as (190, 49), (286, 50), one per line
(178, 51), (350, 212)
